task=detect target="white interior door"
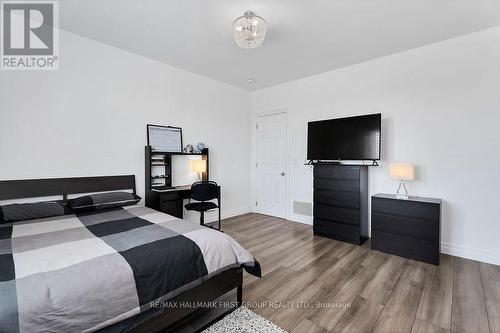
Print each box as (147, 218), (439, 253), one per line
(256, 112), (287, 218)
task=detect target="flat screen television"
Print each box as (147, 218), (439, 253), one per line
(307, 113), (381, 161)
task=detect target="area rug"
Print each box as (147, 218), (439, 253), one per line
(202, 306), (288, 333)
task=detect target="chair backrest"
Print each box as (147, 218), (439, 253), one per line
(190, 181), (219, 202)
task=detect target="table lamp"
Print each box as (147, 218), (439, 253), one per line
(390, 163), (415, 199)
(190, 159), (207, 181)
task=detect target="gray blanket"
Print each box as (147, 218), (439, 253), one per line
(0, 205), (258, 333)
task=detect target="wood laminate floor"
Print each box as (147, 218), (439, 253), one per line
(222, 213), (500, 333)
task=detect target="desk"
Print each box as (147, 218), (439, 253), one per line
(147, 186), (192, 219)
(145, 145), (210, 219)
(152, 185), (192, 193)
(147, 184), (221, 222)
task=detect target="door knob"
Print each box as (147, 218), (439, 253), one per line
(280, 172), (286, 176)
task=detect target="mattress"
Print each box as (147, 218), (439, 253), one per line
(0, 205), (259, 333)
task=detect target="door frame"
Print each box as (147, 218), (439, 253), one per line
(252, 109), (290, 219)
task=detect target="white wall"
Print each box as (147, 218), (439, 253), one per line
(1, 24), (499, 265)
(0, 28), (252, 220)
(251, 27), (500, 265)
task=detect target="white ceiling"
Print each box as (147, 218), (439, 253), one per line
(59, 0), (500, 90)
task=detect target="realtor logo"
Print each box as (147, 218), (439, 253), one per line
(1, 0), (59, 70)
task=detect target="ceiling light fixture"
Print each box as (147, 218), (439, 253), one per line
(233, 11), (267, 49)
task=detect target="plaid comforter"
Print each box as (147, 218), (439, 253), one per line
(0, 205), (259, 333)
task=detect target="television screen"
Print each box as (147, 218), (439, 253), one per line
(307, 113), (381, 160)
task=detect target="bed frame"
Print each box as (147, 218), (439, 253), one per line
(0, 175), (243, 333)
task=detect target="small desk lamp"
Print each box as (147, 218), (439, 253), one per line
(190, 159), (207, 181)
(390, 163), (415, 199)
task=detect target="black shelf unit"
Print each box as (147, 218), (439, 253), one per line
(144, 146), (209, 209)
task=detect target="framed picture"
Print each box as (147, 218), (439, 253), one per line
(147, 124), (183, 153)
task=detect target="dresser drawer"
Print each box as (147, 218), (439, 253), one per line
(314, 218), (361, 244)
(371, 230), (439, 265)
(159, 193), (184, 219)
(314, 189), (360, 209)
(314, 165), (360, 180)
(372, 212), (439, 242)
(159, 199), (183, 219)
(160, 192), (183, 201)
(372, 198), (440, 220)
(314, 178), (360, 192)
(314, 203), (359, 225)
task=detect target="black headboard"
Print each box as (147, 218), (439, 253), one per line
(0, 175), (136, 201)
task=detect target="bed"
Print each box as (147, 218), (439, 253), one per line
(0, 175), (260, 333)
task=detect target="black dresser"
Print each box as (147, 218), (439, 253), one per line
(371, 194), (441, 265)
(313, 164), (368, 245)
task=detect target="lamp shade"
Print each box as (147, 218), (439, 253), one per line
(390, 163), (415, 181)
(189, 159), (206, 173)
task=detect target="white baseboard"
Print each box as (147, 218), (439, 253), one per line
(222, 206), (252, 219)
(366, 229), (500, 266)
(241, 211), (500, 266)
(441, 242), (500, 266)
(249, 207), (313, 225)
(281, 223), (500, 266)
(184, 206), (252, 224)
(287, 213), (313, 225)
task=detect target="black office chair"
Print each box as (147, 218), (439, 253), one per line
(185, 181), (221, 230)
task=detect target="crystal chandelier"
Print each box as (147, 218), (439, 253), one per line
(233, 11), (267, 49)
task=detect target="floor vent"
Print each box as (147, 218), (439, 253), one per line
(293, 201), (312, 216)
